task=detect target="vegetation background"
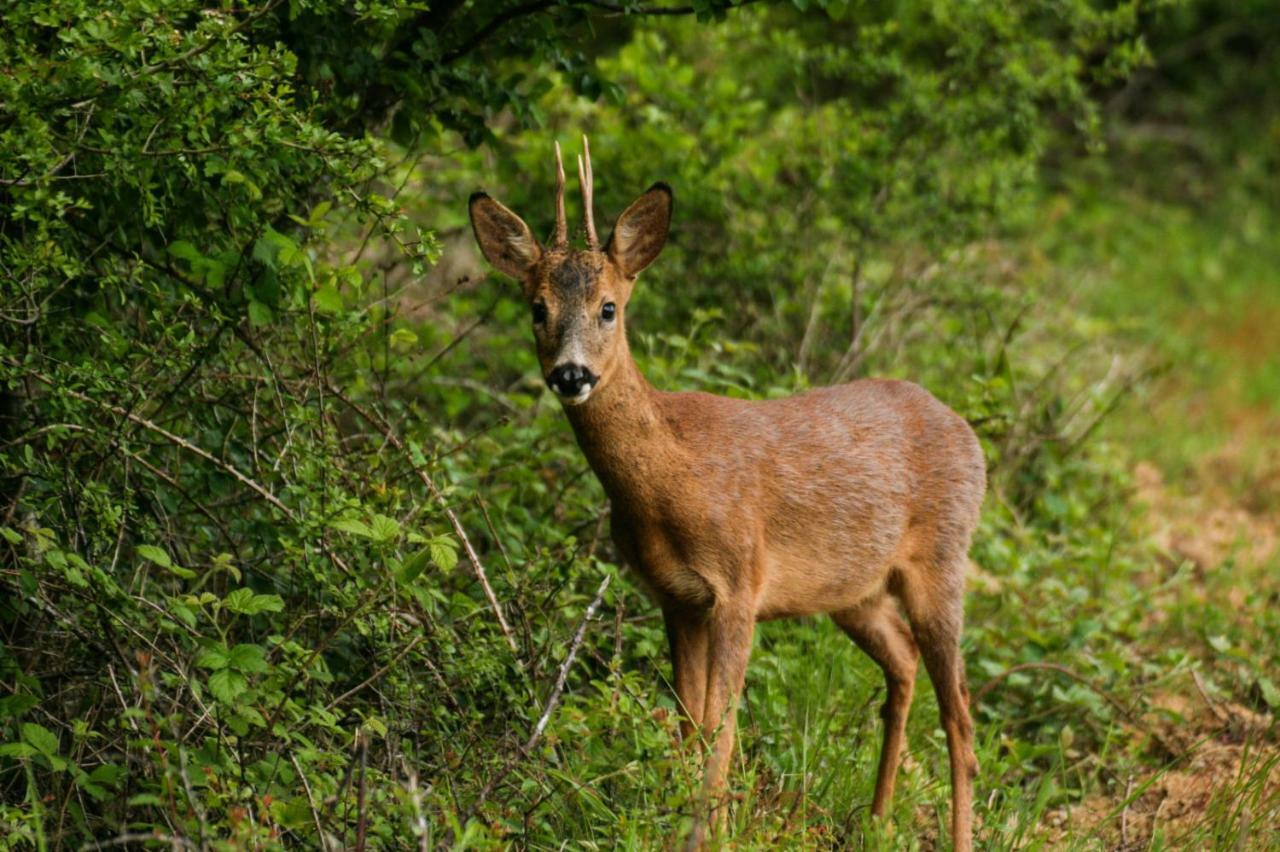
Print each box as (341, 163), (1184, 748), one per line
(2, 0), (1277, 847)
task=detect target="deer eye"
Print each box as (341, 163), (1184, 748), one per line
(531, 302), (548, 324)
(601, 302), (616, 322)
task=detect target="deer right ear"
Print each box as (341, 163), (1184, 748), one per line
(607, 183), (673, 278)
(469, 192), (543, 282)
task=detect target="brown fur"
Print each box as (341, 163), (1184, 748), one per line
(469, 163), (985, 851)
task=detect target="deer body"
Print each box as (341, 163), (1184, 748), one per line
(469, 139), (984, 851)
(569, 353), (982, 621)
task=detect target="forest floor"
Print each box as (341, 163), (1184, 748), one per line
(1036, 177), (1280, 848)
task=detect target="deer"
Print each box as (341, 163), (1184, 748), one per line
(468, 137), (986, 850)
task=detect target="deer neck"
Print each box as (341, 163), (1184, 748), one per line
(563, 340), (676, 504)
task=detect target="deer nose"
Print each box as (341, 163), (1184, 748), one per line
(547, 363), (596, 397)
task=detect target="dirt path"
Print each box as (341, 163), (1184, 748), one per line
(1047, 423), (1280, 848)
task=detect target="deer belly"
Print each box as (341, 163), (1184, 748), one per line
(755, 533), (896, 619)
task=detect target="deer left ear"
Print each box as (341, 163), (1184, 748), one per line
(607, 183), (672, 278)
(469, 192), (543, 283)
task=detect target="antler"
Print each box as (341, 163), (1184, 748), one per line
(552, 141), (568, 249)
(577, 135), (599, 251)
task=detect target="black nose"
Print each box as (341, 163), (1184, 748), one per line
(547, 363), (596, 397)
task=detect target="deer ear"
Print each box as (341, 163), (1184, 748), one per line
(469, 192), (543, 282)
(607, 183), (672, 278)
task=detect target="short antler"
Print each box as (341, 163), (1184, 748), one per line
(552, 141), (568, 249)
(577, 135), (599, 251)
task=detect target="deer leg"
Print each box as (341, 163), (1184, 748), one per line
(664, 603), (709, 743)
(905, 589), (976, 852)
(831, 596), (919, 819)
(686, 603), (754, 850)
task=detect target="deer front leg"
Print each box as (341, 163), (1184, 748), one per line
(664, 603), (709, 742)
(686, 602), (755, 849)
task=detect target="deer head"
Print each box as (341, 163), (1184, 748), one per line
(469, 137), (673, 405)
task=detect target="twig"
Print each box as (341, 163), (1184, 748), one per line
(475, 495), (514, 574)
(16, 369), (294, 520)
(324, 635), (425, 711)
(16, 363), (366, 578)
(527, 574), (611, 748)
(1120, 774), (1133, 847)
(1191, 669), (1228, 724)
(402, 762), (432, 852)
(355, 731), (369, 852)
(610, 598), (625, 716)
(290, 752), (330, 852)
(80, 832), (196, 851)
(586, 505), (611, 559)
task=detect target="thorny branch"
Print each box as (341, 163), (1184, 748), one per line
(443, 573), (612, 845)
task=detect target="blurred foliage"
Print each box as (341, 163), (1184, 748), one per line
(1, 0), (1275, 848)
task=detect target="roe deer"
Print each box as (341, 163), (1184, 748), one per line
(469, 137), (985, 850)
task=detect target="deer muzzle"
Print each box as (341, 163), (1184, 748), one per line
(547, 363), (598, 404)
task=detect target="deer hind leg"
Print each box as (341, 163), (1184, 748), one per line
(664, 603), (710, 743)
(901, 569), (977, 852)
(830, 595), (919, 820)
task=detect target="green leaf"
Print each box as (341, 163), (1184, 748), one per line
(76, 778), (110, 801)
(228, 644), (269, 674)
(0, 742), (37, 759)
(276, 238), (304, 268)
(369, 513), (400, 543)
(309, 200), (332, 224)
(254, 593), (285, 613)
(136, 544), (172, 568)
(221, 588), (285, 615)
(314, 282), (343, 313)
(88, 764), (124, 787)
(0, 693), (39, 719)
(222, 169), (261, 200)
(211, 553), (241, 582)
(221, 588), (253, 613)
(168, 240), (202, 264)
(21, 723), (58, 757)
(390, 327), (418, 351)
(170, 601), (198, 628)
(205, 258), (228, 288)
(137, 544), (196, 578)
(248, 299), (273, 327)
(208, 668), (248, 703)
(0, 526), (22, 545)
(398, 549), (431, 584)
(429, 537), (459, 572)
(1258, 676), (1280, 709)
(330, 518), (373, 537)
(127, 793), (164, 807)
(197, 645), (230, 670)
